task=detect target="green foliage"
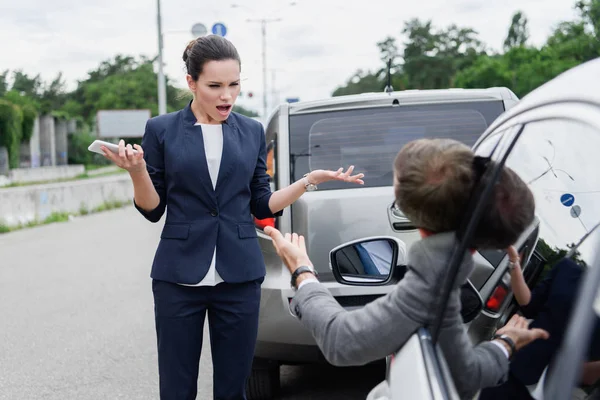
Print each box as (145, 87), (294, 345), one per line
(233, 105), (259, 117)
(504, 11), (530, 51)
(2, 91), (39, 143)
(43, 212), (70, 224)
(332, 0), (600, 99)
(11, 70), (42, 97)
(68, 131), (110, 166)
(0, 99), (23, 168)
(0, 70), (9, 97)
(20, 104), (37, 143)
(332, 70), (386, 96)
(67, 55), (204, 123)
(535, 238), (587, 280)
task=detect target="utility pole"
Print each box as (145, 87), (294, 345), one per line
(247, 18), (281, 121)
(156, 0), (167, 115)
(271, 69), (277, 106)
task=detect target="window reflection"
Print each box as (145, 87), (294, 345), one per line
(486, 119), (600, 268)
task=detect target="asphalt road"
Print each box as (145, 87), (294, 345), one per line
(0, 207), (383, 399)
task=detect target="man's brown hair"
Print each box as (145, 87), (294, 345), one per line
(393, 138), (535, 249)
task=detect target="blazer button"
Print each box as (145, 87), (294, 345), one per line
(210, 210), (218, 217)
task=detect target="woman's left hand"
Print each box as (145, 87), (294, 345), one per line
(308, 166), (364, 186)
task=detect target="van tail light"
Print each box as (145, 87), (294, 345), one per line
(486, 283), (509, 313)
(254, 217), (276, 230)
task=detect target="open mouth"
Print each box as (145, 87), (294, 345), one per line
(216, 105), (232, 114)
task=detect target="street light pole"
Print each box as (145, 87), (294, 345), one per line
(247, 18), (281, 121)
(156, 0), (167, 115)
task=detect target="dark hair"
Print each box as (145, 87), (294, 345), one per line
(393, 138), (535, 250)
(393, 138), (475, 233)
(182, 35), (241, 81)
(472, 164), (535, 249)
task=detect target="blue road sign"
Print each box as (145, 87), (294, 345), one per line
(286, 97), (300, 103)
(561, 193), (575, 207)
(212, 23), (227, 37)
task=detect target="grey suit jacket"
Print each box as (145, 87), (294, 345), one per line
(290, 232), (509, 399)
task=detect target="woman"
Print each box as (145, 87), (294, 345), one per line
(264, 138), (549, 400)
(479, 248), (600, 399)
(101, 35), (364, 400)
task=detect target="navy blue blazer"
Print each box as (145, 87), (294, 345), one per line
(134, 102), (282, 284)
(510, 257), (600, 385)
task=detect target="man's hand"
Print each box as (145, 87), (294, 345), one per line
(496, 314), (549, 353)
(264, 226), (313, 275)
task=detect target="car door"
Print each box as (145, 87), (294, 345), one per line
(387, 329), (461, 400)
(380, 58), (600, 400)
(467, 60), (600, 399)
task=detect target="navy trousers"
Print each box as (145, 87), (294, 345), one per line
(152, 278), (262, 400)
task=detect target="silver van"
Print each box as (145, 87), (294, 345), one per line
(247, 88), (523, 399)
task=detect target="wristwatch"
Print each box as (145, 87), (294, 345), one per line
(493, 333), (516, 359)
(290, 265), (318, 289)
(303, 173), (317, 192)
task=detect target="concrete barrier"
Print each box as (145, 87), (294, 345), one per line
(19, 117), (41, 168)
(0, 174), (134, 227)
(8, 165), (86, 183)
(39, 115), (56, 167)
(55, 119), (68, 166)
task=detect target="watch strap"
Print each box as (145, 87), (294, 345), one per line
(493, 334), (516, 359)
(291, 266), (317, 289)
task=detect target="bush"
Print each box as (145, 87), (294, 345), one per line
(3, 91), (39, 143)
(68, 131), (110, 166)
(0, 99), (24, 168)
(20, 104), (37, 143)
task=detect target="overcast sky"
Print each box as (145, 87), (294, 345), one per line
(1, 0), (578, 115)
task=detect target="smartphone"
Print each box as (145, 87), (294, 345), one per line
(88, 140), (138, 155)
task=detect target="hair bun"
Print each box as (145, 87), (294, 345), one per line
(182, 39), (197, 63)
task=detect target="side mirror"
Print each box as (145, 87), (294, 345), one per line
(330, 237), (400, 286)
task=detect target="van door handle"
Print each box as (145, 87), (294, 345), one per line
(388, 203), (416, 231)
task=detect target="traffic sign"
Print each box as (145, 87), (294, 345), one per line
(191, 23), (207, 37)
(561, 193), (575, 207)
(570, 205), (582, 218)
(212, 23), (227, 37)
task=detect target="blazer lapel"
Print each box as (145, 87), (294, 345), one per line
(182, 102), (216, 202)
(215, 118), (238, 192)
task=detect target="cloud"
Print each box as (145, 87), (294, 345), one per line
(0, 0), (578, 112)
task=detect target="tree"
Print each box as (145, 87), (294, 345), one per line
(576, 0), (600, 38)
(10, 70), (42, 97)
(233, 105), (259, 117)
(376, 36), (400, 76)
(0, 70), (8, 97)
(401, 19), (486, 89)
(66, 55), (191, 123)
(40, 72), (68, 114)
(504, 11), (530, 51)
(332, 70), (384, 96)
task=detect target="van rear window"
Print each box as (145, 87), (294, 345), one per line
(289, 101), (505, 189)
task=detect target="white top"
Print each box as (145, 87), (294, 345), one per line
(178, 123), (224, 287)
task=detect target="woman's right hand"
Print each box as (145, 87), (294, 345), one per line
(102, 139), (146, 174)
(507, 245), (522, 274)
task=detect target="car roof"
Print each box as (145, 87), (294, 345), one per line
(285, 87), (518, 115)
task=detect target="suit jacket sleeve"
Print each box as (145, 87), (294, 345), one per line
(134, 119), (166, 223)
(290, 280), (508, 399)
(250, 124), (282, 219)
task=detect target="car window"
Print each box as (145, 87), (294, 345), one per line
(289, 101), (505, 189)
(477, 118), (600, 281)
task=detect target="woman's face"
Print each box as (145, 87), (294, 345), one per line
(187, 59), (241, 123)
